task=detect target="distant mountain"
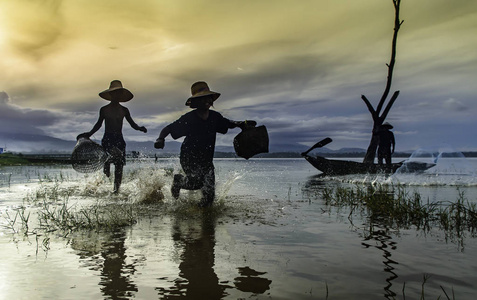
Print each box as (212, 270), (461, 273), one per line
(331, 147), (367, 154)
(0, 132), (76, 153)
(0, 132), (370, 155)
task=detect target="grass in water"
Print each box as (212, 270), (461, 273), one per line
(37, 198), (138, 234)
(321, 184), (477, 244)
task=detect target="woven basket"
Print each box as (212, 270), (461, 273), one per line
(71, 138), (109, 173)
(233, 125), (269, 159)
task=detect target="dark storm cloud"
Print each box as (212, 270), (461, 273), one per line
(0, 91), (61, 136)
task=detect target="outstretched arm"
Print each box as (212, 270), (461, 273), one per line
(76, 108), (105, 140)
(154, 125), (171, 149)
(229, 120), (257, 129)
(125, 108), (147, 133)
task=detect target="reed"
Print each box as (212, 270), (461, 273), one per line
(37, 198), (137, 234)
(1, 206), (30, 235)
(321, 184), (477, 240)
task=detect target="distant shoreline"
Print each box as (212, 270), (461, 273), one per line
(3, 151), (477, 166)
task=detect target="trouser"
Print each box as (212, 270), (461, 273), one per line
(377, 148), (392, 166)
(179, 158), (216, 204)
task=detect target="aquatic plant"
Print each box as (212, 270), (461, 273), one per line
(1, 206), (30, 235)
(37, 198), (138, 234)
(437, 190), (477, 243)
(321, 184), (477, 243)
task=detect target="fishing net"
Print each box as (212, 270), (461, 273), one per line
(71, 138), (109, 173)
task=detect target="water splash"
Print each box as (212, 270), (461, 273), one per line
(391, 147), (476, 186)
(123, 166), (166, 204)
(323, 148), (477, 187)
(216, 171), (244, 203)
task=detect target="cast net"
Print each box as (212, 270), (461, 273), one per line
(71, 138), (109, 173)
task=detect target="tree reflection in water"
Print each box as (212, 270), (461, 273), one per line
(303, 178), (401, 298)
(361, 228), (399, 299)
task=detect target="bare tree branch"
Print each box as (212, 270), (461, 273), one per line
(361, 95), (377, 118)
(362, 0), (403, 164)
(376, 0), (402, 115)
(380, 90), (400, 121)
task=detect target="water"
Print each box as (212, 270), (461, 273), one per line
(1, 157), (477, 299)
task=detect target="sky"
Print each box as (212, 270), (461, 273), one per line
(1, 0), (476, 153)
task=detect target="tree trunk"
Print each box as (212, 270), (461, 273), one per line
(362, 0), (403, 164)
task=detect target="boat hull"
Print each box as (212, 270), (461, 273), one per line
(303, 155), (403, 175)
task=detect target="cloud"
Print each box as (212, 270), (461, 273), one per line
(1, 0), (65, 60)
(1, 0), (477, 152)
(0, 91), (61, 136)
(0, 91), (9, 104)
(443, 98), (468, 112)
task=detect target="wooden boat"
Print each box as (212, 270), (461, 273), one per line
(303, 155), (403, 175)
(301, 138), (435, 175)
(303, 155), (435, 175)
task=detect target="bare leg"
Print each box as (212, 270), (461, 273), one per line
(113, 163), (123, 193)
(104, 161), (111, 177)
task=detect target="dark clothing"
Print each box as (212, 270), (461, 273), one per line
(102, 132), (126, 166)
(377, 130), (395, 166)
(169, 110), (231, 163)
(168, 110), (234, 203)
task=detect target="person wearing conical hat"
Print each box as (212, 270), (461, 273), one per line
(154, 81), (255, 207)
(377, 122), (395, 167)
(77, 80), (147, 193)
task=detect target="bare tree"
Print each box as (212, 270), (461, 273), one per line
(362, 0), (404, 164)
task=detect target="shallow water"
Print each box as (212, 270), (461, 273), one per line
(1, 158), (477, 299)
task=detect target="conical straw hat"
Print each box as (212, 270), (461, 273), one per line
(99, 80), (134, 102)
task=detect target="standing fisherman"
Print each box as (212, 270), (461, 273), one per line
(154, 81), (254, 207)
(377, 122), (395, 167)
(77, 80), (147, 193)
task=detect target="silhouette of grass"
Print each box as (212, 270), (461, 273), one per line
(321, 184), (477, 244)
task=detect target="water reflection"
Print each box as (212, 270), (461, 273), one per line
(71, 229), (138, 299)
(157, 211), (228, 299)
(99, 229), (138, 299)
(70, 207), (272, 299)
(361, 227), (399, 299)
(304, 177), (401, 298)
(234, 267), (272, 294)
(157, 210), (272, 299)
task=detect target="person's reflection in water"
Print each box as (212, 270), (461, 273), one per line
(158, 210), (271, 299)
(99, 229), (138, 299)
(70, 228), (138, 299)
(158, 210), (227, 299)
